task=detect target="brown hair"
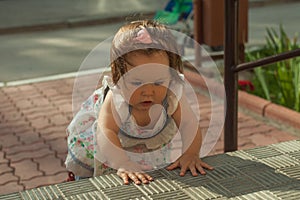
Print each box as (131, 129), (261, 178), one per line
(110, 20), (183, 84)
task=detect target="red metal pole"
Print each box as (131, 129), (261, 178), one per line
(224, 0), (239, 152)
(193, 0), (203, 67)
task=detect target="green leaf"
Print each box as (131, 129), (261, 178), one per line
(246, 25), (300, 111)
(254, 67), (271, 100)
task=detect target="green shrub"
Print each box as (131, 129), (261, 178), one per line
(246, 25), (300, 112)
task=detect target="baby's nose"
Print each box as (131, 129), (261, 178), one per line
(141, 83), (155, 95)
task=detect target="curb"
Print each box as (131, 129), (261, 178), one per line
(0, 0), (299, 35)
(184, 70), (300, 130)
(0, 68), (106, 87)
(249, 0), (300, 7)
(0, 12), (155, 35)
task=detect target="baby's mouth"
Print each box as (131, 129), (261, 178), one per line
(140, 101), (153, 107)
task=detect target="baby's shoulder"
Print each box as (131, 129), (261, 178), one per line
(166, 91), (181, 115)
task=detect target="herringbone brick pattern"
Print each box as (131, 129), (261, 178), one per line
(0, 74), (298, 195)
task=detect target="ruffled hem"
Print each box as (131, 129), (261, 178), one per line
(119, 118), (179, 150)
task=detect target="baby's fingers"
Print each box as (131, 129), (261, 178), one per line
(136, 173), (153, 184)
(166, 160), (179, 170)
(196, 161), (213, 175)
(179, 163), (190, 176)
(117, 171), (130, 185)
(128, 173), (142, 185)
(189, 164), (199, 176)
(195, 163), (206, 175)
(201, 162), (214, 170)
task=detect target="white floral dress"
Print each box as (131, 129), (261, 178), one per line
(65, 75), (184, 178)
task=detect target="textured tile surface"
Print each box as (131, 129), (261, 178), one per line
(0, 140), (299, 199)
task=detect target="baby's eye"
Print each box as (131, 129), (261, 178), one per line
(130, 81), (142, 86)
(154, 81), (165, 86)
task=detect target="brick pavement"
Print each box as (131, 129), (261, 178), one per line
(0, 73), (299, 195)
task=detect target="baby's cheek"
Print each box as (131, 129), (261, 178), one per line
(121, 87), (139, 103)
(128, 92), (140, 104)
(158, 87), (168, 98)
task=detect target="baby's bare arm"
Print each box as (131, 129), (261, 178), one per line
(97, 91), (129, 167)
(168, 94), (213, 175)
(97, 91), (153, 184)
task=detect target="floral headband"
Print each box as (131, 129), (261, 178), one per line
(133, 26), (158, 44)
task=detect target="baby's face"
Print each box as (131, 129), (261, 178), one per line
(119, 52), (171, 111)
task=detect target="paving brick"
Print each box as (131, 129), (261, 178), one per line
(34, 154), (67, 175)
(0, 134), (20, 148)
(11, 159), (43, 180)
(0, 172), (19, 185)
(42, 132), (66, 141)
(58, 104), (73, 116)
(238, 124), (274, 137)
(199, 107), (212, 116)
(49, 113), (69, 126)
(26, 94), (46, 103)
(2, 112), (24, 122)
(199, 119), (210, 128)
(30, 97), (51, 107)
(265, 130), (298, 142)
(16, 84), (36, 92)
(39, 125), (66, 136)
(0, 98), (14, 108)
(40, 88), (60, 97)
(51, 97), (72, 105)
(238, 120), (261, 130)
(238, 142), (257, 150)
(0, 104), (16, 114)
(56, 153), (67, 164)
(25, 109), (59, 120)
(0, 181), (24, 195)
(1, 86), (19, 94)
(34, 80), (64, 89)
(237, 112), (254, 121)
(21, 105), (56, 116)
(0, 151), (9, 164)
(7, 148), (53, 163)
(8, 96), (30, 105)
(247, 133), (278, 146)
(47, 138), (67, 154)
(30, 116), (52, 130)
(197, 94), (210, 103)
(0, 163), (13, 175)
(198, 101), (212, 109)
(17, 131), (42, 145)
(0, 92), (9, 104)
(63, 78), (75, 85)
(9, 124), (34, 136)
(5, 142), (48, 156)
(0, 125), (13, 136)
(14, 99), (33, 110)
(4, 121), (30, 131)
(22, 172), (67, 190)
(56, 86), (73, 95)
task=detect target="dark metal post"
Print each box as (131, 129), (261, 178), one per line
(224, 0), (239, 152)
(193, 0), (203, 67)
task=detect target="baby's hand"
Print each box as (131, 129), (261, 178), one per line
(166, 153), (213, 176)
(117, 168), (153, 185)
(117, 161), (153, 185)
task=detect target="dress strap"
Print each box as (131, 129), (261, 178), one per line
(120, 96), (170, 139)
